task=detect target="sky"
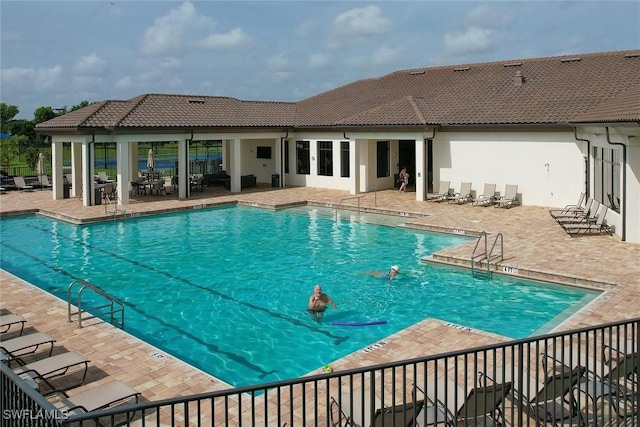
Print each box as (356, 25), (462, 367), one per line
(1, 1), (639, 120)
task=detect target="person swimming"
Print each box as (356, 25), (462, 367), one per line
(364, 265), (400, 281)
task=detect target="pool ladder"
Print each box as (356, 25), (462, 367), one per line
(334, 189), (377, 221)
(67, 280), (125, 329)
(471, 231), (504, 279)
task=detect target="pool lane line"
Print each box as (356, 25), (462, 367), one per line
(1, 240), (278, 379)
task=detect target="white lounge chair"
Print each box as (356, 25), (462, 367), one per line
(448, 182), (473, 204)
(330, 391), (424, 427)
(38, 175), (53, 190)
(562, 204), (612, 236)
(0, 314), (26, 335)
(13, 176), (34, 192)
(472, 183), (496, 207)
(0, 331), (56, 365)
(13, 350), (90, 391)
(494, 184), (519, 208)
(47, 380), (140, 417)
(427, 181), (451, 202)
(549, 193), (585, 217)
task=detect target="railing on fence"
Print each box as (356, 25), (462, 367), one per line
(2, 318), (638, 426)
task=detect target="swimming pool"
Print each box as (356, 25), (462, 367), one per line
(0, 206), (599, 387)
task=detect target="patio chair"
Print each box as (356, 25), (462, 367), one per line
(494, 184), (519, 208)
(554, 199), (599, 224)
(427, 180), (451, 202)
(13, 176), (34, 192)
(472, 183), (496, 207)
(0, 331), (56, 365)
(97, 171), (110, 183)
(46, 380), (140, 418)
(447, 182), (473, 204)
(13, 350), (90, 392)
(418, 378), (512, 427)
(549, 193), (585, 218)
(562, 204), (612, 236)
(38, 175), (53, 190)
(0, 313), (26, 335)
(330, 391), (424, 427)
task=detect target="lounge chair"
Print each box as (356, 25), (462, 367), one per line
(427, 181), (451, 202)
(494, 184), (519, 208)
(330, 392), (424, 427)
(13, 176), (34, 192)
(0, 331), (56, 365)
(472, 183), (496, 207)
(47, 380), (141, 418)
(97, 171), (110, 183)
(418, 378), (511, 426)
(447, 182), (473, 204)
(554, 199), (599, 224)
(1, 313), (27, 335)
(562, 204), (612, 236)
(13, 350), (90, 391)
(482, 365), (586, 426)
(38, 175), (53, 190)
(549, 193), (586, 218)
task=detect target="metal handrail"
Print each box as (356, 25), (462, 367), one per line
(472, 232), (504, 278)
(335, 189), (377, 220)
(488, 232), (504, 264)
(67, 279), (125, 329)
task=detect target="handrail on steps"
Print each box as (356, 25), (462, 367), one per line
(67, 279), (125, 329)
(335, 189), (377, 220)
(471, 231), (504, 277)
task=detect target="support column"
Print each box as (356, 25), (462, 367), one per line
(349, 139), (358, 195)
(626, 138), (640, 243)
(81, 143), (95, 206)
(51, 140), (64, 200)
(70, 143), (82, 197)
(415, 138), (426, 201)
(274, 137), (282, 187)
(116, 140), (130, 205)
(230, 138), (241, 192)
(178, 139), (189, 199)
(358, 139), (369, 193)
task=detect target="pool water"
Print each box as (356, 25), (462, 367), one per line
(0, 206), (599, 387)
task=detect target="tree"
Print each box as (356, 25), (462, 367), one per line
(0, 103), (20, 134)
(33, 106), (57, 124)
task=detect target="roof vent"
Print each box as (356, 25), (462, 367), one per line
(453, 67), (470, 72)
(503, 62), (522, 67)
(560, 57), (582, 63)
(409, 70), (425, 75)
(624, 53), (640, 58)
(514, 70), (524, 87)
(188, 99), (205, 104)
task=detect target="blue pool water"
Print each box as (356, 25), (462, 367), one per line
(0, 206), (599, 387)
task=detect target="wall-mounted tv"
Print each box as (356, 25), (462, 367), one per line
(256, 146), (272, 159)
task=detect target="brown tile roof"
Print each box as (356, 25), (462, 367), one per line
(36, 50), (639, 132)
(296, 50), (640, 127)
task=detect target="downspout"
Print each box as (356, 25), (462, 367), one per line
(606, 126), (627, 242)
(573, 128), (591, 197)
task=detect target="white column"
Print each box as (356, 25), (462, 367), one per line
(81, 143), (95, 206)
(349, 139), (358, 195)
(70, 143), (82, 197)
(178, 139), (189, 199)
(274, 137), (282, 187)
(116, 140), (130, 205)
(626, 138), (640, 243)
(51, 140), (64, 200)
(230, 138), (241, 192)
(415, 138), (426, 201)
(358, 139), (369, 193)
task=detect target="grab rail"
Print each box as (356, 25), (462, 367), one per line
(67, 280), (125, 329)
(103, 194), (127, 220)
(334, 189), (377, 220)
(471, 232), (504, 278)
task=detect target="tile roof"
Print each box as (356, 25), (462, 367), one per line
(36, 50), (639, 132)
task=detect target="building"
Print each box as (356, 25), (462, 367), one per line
(36, 49), (640, 242)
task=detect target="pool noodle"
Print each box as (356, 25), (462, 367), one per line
(331, 320), (387, 327)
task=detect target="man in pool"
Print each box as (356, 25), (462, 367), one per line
(308, 284), (337, 320)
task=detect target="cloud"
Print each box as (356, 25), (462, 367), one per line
(371, 45), (404, 67)
(1, 65), (63, 91)
(199, 28), (250, 50)
(140, 1), (215, 56)
(73, 53), (107, 76)
(266, 53), (293, 82)
(114, 76), (134, 90)
(294, 20), (314, 38)
(465, 5), (512, 28)
(444, 26), (494, 57)
(329, 5), (392, 46)
(308, 53), (330, 68)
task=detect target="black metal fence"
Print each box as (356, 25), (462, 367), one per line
(2, 318), (638, 426)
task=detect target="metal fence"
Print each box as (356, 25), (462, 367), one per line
(2, 318), (638, 426)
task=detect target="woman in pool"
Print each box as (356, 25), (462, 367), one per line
(308, 284), (337, 320)
(365, 265), (400, 281)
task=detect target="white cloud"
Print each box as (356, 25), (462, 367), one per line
(444, 27), (494, 57)
(266, 53), (293, 82)
(73, 53), (107, 76)
(371, 45), (404, 67)
(294, 20), (314, 38)
(140, 1), (215, 56)
(465, 5), (512, 28)
(114, 76), (134, 90)
(1, 65), (63, 91)
(308, 53), (330, 68)
(199, 28), (250, 50)
(330, 5), (392, 45)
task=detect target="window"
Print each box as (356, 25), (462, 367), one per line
(317, 141), (333, 176)
(340, 141), (350, 177)
(256, 146), (271, 159)
(376, 141), (390, 178)
(296, 141), (310, 174)
(593, 146), (621, 213)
